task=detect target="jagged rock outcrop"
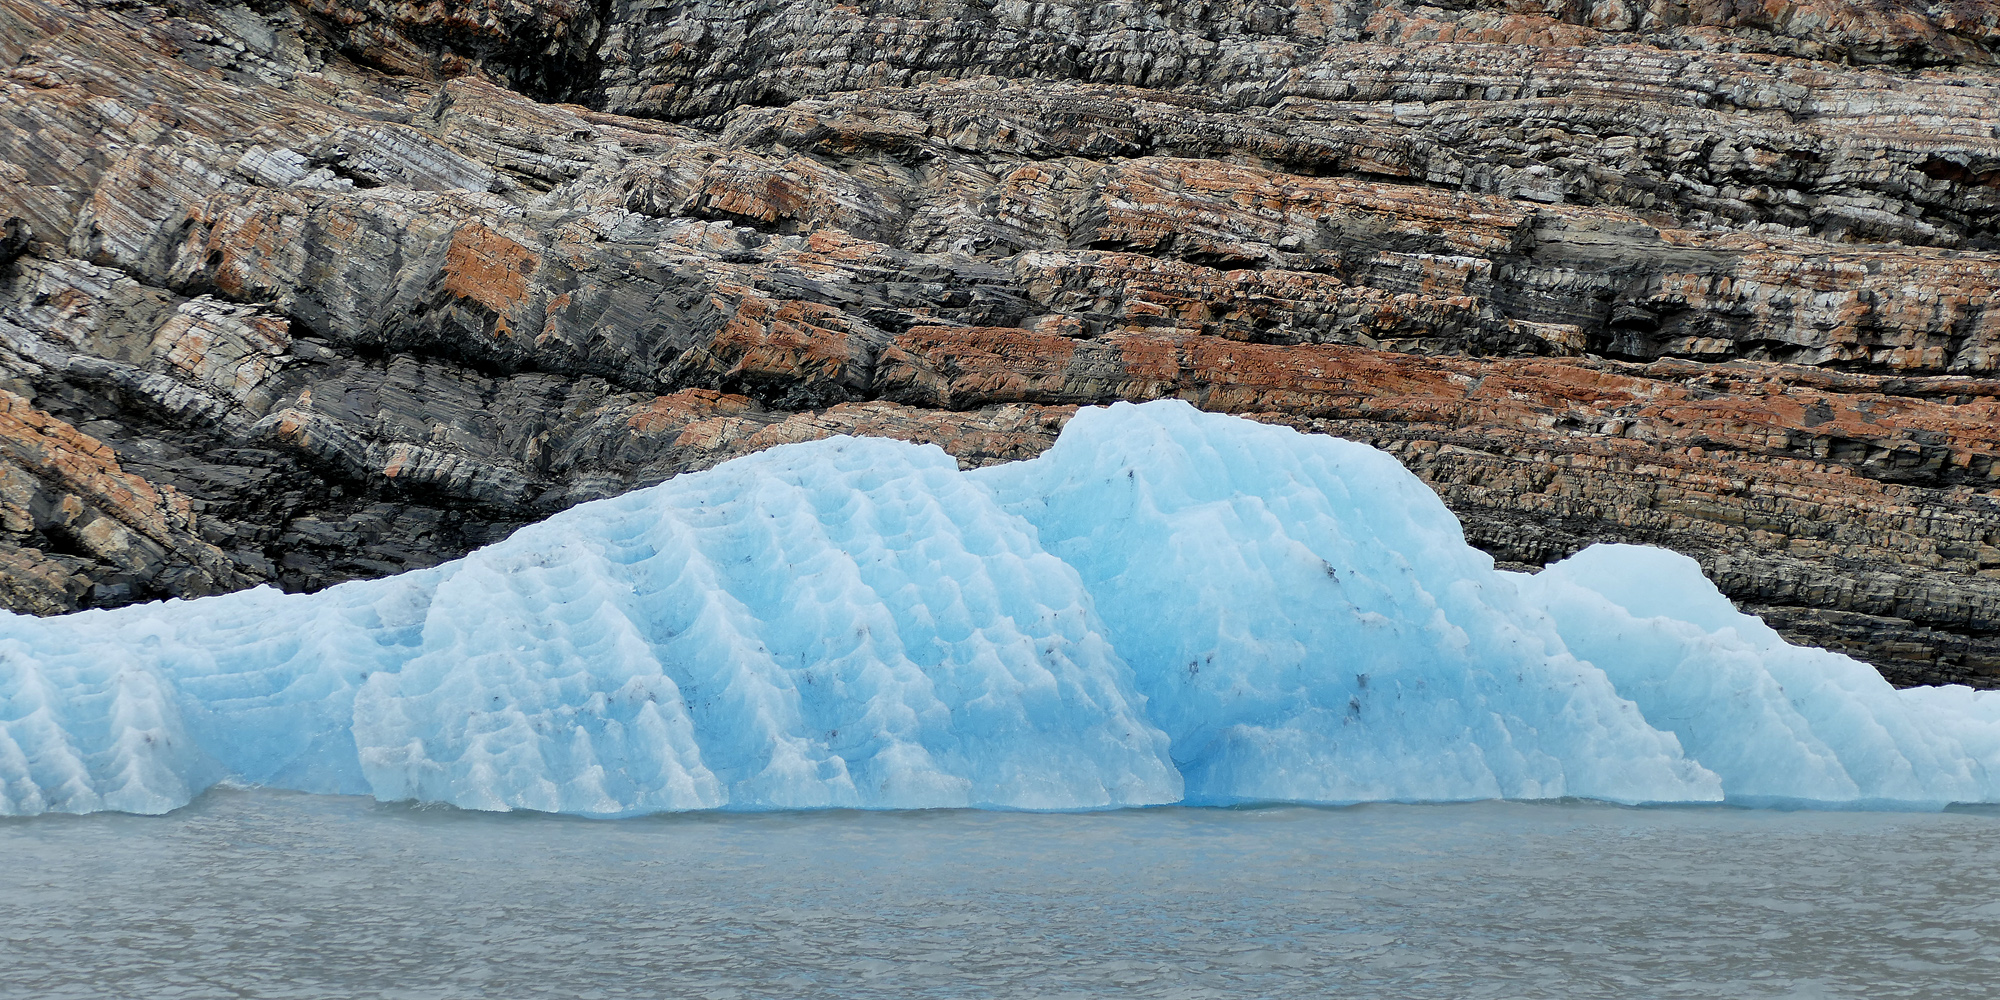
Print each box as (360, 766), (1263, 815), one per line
(4, 0), (2000, 686)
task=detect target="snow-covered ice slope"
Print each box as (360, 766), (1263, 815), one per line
(3, 400), (1997, 817)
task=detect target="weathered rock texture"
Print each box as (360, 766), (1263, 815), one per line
(4, 0), (2000, 685)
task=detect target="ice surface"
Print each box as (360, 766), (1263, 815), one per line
(2, 400), (1996, 817)
(1, 438), (1178, 817)
(1515, 544), (2000, 806)
(353, 438), (1179, 815)
(971, 402), (1717, 805)
(0, 574), (439, 815)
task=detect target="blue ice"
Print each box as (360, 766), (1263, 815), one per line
(3, 400), (1996, 817)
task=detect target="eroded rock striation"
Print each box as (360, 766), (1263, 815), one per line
(4, 0), (2000, 685)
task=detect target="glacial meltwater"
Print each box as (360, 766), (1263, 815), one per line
(4, 790), (1998, 999)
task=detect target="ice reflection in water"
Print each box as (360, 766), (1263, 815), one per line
(4, 790), (1998, 998)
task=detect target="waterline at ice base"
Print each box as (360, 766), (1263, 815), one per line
(6, 401), (2000, 818)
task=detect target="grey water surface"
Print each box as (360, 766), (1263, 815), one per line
(3, 791), (1997, 999)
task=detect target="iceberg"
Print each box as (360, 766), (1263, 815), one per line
(2, 400), (1996, 817)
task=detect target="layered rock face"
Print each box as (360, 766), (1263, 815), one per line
(3, 0), (2000, 685)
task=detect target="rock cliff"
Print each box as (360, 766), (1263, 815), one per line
(4, 0), (1999, 685)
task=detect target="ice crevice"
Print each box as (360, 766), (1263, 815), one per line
(3, 400), (1998, 817)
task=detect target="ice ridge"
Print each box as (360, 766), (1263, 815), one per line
(3, 400), (1996, 817)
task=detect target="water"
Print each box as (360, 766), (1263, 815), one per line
(3, 792), (1997, 998)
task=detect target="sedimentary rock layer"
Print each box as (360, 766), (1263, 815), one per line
(3, 0), (2000, 685)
